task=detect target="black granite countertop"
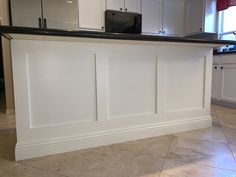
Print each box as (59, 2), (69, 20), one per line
(213, 50), (236, 55)
(1, 25), (236, 45)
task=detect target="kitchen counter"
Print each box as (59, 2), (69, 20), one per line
(1, 25), (236, 45)
(1, 25), (225, 161)
(214, 50), (236, 55)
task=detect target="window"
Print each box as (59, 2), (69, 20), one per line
(218, 6), (236, 40)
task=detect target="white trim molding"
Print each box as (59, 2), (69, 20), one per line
(16, 116), (211, 160)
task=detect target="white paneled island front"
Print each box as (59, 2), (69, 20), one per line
(10, 35), (215, 160)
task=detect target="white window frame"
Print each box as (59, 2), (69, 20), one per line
(218, 8), (236, 40)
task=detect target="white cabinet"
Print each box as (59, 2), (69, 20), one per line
(106, 0), (124, 11)
(162, 0), (185, 36)
(10, 0), (78, 30)
(142, 0), (162, 34)
(78, 0), (105, 31)
(42, 0), (78, 30)
(106, 0), (141, 13)
(124, 0), (141, 13)
(10, 0), (42, 28)
(186, 0), (203, 35)
(219, 64), (236, 103)
(212, 54), (236, 104)
(142, 0), (185, 36)
(186, 0), (217, 36)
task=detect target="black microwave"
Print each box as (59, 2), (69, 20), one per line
(105, 10), (142, 34)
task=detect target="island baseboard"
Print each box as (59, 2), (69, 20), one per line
(15, 115), (211, 160)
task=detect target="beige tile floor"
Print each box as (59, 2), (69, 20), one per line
(1, 104), (236, 177)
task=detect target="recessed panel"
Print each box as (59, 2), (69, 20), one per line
(221, 65), (236, 102)
(27, 52), (97, 127)
(164, 56), (205, 112)
(108, 55), (157, 118)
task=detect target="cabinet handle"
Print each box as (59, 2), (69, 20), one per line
(221, 66), (224, 69)
(158, 30), (162, 34)
(43, 18), (47, 29)
(120, 8), (122, 11)
(38, 18), (42, 28)
(214, 66), (218, 69)
(125, 8), (127, 11)
(200, 28), (202, 31)
(162, 31), (166, 34)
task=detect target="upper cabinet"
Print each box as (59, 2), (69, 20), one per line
(42, 0), (78, 30)
(185, 0), (204, 35)
(106, 0), (141, 13)
(142, 0), (162, 35)
(10, 0), (42, 28)
(10, 0), (78, 30)
(162, 0), (185, 36)
(78, 0), (105, 31)
(106, 0), (124, 11)
(186, 0), (217, 36)
(142, 0), (185, 36)
(11, 0), (187, 36)
(124, 0), (141, 13)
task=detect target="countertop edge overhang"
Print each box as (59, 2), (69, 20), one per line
(213, 51), (236, 55)
(1, 25), (236, 46)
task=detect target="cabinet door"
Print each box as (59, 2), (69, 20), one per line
(219, 64), (236, 103)
(78, 0), (105, 31)
(142, 0), (162, 34)
(10, 0), (42, 28)
(124, 0), (141, 13)
(42, 0), (78, 30)
(162, 0), (185, 36)
(211, 64), (219, 100)
(106, 0), (124, 11)
(186, 0), (204, 35)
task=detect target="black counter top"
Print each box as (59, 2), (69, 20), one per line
(213, 50), (236, 55)
(1, 25), (236, 45)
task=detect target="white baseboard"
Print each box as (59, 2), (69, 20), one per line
(15, 116), (212, 161)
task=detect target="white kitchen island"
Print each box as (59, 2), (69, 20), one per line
(2, 28), (229, 160)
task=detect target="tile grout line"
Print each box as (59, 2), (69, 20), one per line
(158, 135), (174, 177)
(206, 113), (236, 169)
(205, 108), (236, 170)
(163, 122), (236, 173)
(214, 113), (229, 144)
(228, 143), (236, 164)
(214, 111), (236, 163)
(221, 126), (236, 162)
